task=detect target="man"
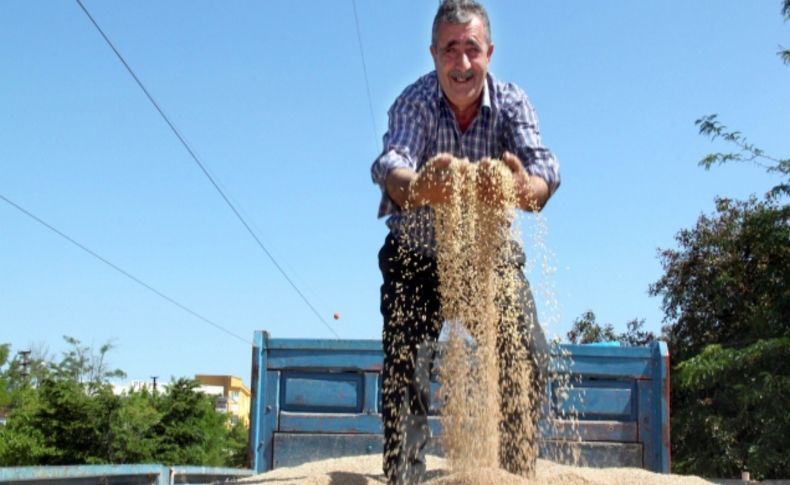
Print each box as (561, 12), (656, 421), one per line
(370, 1), (560, 483)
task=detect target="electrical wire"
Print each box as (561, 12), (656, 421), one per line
(74, 0), (340, 339)
(0, 193), (251, 346)
(351, 0), (380, 149)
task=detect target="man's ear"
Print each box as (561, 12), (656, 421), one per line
(430, 44), (437, 61)
(487, 43), (495, 60)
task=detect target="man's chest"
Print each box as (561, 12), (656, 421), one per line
(423, 112), (502, 166)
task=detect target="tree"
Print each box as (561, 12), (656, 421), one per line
(650, 197), (789, 362)
(52, 336), (126, 391)
(0, 344), (11, 409)
(650, 4), (790, 475)
(224, 420), (250, 468)
(672, 338), (790, 478)
(618, 318), (656, 347)
(107, 388), (161, 463)
(651, 196), (790, 479)
(566, 311), (616, 344)
(566, 310), (656, 346)
(153, 378), (231, 466)
(0, 340), (246, 468)
(694, 2), (789, 203)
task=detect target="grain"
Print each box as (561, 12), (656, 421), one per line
(235, 454), (715, 485)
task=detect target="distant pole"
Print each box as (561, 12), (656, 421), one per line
(18, 350), (31, 380)
(151, 376), (158, 392)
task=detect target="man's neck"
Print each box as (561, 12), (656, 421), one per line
(450, 96), (482, 133)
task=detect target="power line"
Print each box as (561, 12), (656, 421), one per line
(0, 193), (251, 346)
(351, 0), (380, 149)
(74, 0), (340, 339)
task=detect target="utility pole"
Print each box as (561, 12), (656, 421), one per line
(151, 376), (158, 392)
(18, 350), (31, 380)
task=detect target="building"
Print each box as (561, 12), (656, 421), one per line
(195, 374), (251, 427)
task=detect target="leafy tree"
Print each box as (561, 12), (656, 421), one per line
(34, 379), (113, 464)
(107, 388), (161, 463)
(651, 4), (789, 476)
(0, 344), (11, 409)
(225, 420), (251, 468)
(566, 311), (616, 344)
(0, 385), (50, 466)
(566, 310), (656, 346)
(672, 338), (790, 478)
(651, 197), (789, 362)
(618, 318), (657, 347)
(0, 340), (246, 468)
(695, 115), (789, 201)
(651, 195), (789, 479)
(52, 336), (126, 391)
(153, 378), (230, 466)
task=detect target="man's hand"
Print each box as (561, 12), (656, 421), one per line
(385, 154), (470, 209)
(499, 151), (550, 212)
(476, 158), (512, 208)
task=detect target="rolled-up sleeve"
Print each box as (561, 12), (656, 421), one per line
(503, 86), (561, 196)
(371, 93), (429, 218)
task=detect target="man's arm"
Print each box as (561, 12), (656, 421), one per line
(371, 91), (431, 217)
(502, 86), (561, 210)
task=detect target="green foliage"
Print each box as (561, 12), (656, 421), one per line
(671, 338), (790, 479)
(0, 339), (247, 467)
(153, 378), (231, 466)
(566, 310), (656, 346)
(0, 344), (10, 409)
(0, 387), (52, 466)
(653, 197), (789, 478)
(107, 389), (161, 463)
(566, 311), (616, 344)
(618, 318), (657, 347)
(650, 196), (789, 363)
(656, 25), (790, 475)
(225, 420), (250, 468)
(52, 336), (126, 391)
(31, 379), (114, 464)
(695, 114), (790, 201)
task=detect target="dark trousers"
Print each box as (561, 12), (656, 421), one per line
(378, 233), (548, 484)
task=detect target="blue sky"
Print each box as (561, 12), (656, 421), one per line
(1, 1), (787, 385)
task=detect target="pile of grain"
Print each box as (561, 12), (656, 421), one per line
(235, 454), (714, 484)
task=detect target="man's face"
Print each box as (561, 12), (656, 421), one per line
(430, 15), (494, 115)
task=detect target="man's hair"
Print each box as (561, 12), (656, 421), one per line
(431, 0), (491, 48)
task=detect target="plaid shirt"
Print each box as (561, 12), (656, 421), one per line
(371, 71), (560, 253)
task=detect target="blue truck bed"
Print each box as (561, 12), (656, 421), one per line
(248, 331), (670, 474)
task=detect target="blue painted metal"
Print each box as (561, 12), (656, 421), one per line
(557, 386), (634, 419)
(540, 441), (643, 468)
(248, 330), (268, 473)
(281, 371), (364, 412)
(544, 419), (638, 442)
(249, 333), (672, 474)
(0, 465), (167, 485)
(363, 372), (379, 414)
(170, 466), (252, 484)
(650, 341), (671, 472)
(553, 378), (637, 420)
(0, 465), (252, 485)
